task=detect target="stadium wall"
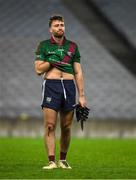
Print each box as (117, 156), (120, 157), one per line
(0, 118), (136, 138)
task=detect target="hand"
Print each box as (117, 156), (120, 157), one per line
(78, 95), (87, 107)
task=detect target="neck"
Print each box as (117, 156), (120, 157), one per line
(52, 35), (64, 45)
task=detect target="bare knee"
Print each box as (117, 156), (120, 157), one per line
(61, 124), (71, 135)
(46, 123), (55, 136)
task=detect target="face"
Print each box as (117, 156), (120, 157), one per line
(49, 20), (65, 38)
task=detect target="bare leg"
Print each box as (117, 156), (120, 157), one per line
(43, 108), (58, 158)
(60, 110), (74, 156)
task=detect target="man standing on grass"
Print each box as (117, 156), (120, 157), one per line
(34, 15), (87, 169)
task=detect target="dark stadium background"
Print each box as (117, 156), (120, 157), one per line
(0, 0), (136, 138)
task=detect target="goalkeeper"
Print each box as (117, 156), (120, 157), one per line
(34, 15), (87, 170)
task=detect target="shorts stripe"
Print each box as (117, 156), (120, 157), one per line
(41, 80), (46, 106)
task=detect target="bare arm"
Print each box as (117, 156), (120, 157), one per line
(34, 60), (50, 75)
(74, 62), (87, 107)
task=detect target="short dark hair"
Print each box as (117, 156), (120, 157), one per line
(49, 15), (64, 27)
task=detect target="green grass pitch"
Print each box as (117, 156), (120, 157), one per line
(0, 137), (136, 179)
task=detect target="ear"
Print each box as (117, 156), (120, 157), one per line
(49, 28), (52, 33)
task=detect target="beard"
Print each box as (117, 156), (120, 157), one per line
(54, 31), (64, 38)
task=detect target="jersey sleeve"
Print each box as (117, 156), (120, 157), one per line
(35, 42), (46, 61)
(73, 44), (81, 63)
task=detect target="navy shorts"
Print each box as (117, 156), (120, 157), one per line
(41, 79), (76, 111)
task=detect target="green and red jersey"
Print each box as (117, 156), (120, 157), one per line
(35, 36), (81, 74)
